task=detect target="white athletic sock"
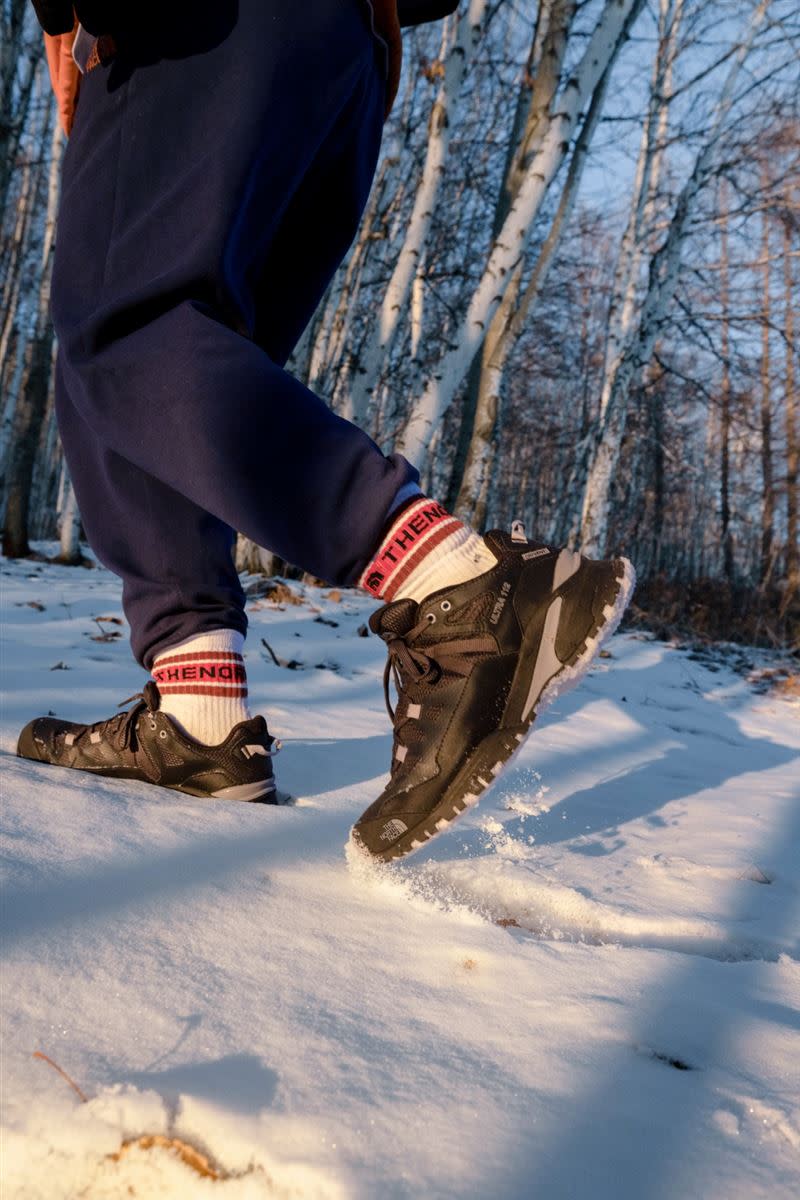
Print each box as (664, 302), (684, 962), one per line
(151, 630), (251, 745)
(358, 496), (496, 604)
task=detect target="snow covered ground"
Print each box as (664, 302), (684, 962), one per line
(1, 548), (799, 1199)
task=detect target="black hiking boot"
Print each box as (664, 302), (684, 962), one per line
(16, 681), (279, 802)
(351, 526), (635, 861)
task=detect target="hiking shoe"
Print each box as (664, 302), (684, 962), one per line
(16, 681), (279, 802)
(351, 526), (635, 861)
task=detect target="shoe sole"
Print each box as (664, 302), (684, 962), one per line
(353, 557), (636, 862)
(15, 750), (278, 805)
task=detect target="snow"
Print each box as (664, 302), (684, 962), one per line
(1, 548), (799, 1199)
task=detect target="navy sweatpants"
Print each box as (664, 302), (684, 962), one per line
(52, 0), (417, 667)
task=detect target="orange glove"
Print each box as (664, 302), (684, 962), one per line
(44, 19), (80, 136)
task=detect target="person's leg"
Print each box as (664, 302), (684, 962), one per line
(54, 362), (247, 667)
(26, 0), (637, 825)
(52, 0), (416, 675)
(17, 0), (415, 783)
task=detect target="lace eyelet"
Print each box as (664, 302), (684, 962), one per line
(159, 729), (167, 739)
(149, 720), (157, 730)
(426, 613), (436, 624)
(440, 600), (452, 612)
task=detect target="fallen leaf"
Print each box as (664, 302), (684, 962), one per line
(111, 1135), (221, 1180)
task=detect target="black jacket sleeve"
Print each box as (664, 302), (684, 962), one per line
(397, 1), (459, 27)
(30, 1), (74, 34)
(30, 1), (460, 37)
(30, 2), (116, 35)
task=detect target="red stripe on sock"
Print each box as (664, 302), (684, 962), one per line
(382, 520), (462, 600)
(360, 498), (464, 598)
(153, 691), (247, 700)
(152, 659), (247, 689)
(153, 650), (244, 667)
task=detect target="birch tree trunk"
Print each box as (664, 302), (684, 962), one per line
(577, 0), (770, 556)
(1, 65), (48, 494)
(398, 0), (645, 471)
(452, 23), (623, 522)
(0, 112), (38, 402)
(2, 113), (62, 557)
(410, 255), (425, 361)
(345, 0), (488, 426)
(56, 462), (84, 564)
(311, 144), (405, 401)
(649, 359), (666, 574)
(782, 205), (798, 606)
(759, 189), (775, 586)
(719, 181), (735, 583)
(0, 1), (38, 220)
(235, 534), (278, 577)
(562, 0), (681, 541)
(447, 0), (577, 512)
(603, 1), (681, 393)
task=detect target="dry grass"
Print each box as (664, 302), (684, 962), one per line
(33, 1051), (230, 1182)
(625, 574), (800, 652)
(244, 579), (305, 605)
(747, 666), (800, 699)
(110, 1135), (222, 1180)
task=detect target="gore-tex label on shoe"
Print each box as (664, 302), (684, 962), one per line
(522, 548), (551, 560)
(490, 581), (512, 625)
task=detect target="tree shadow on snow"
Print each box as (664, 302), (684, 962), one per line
(429, 653), (798, 862)
(486, 783), (800, 1200)
(0, 775), (350, 946)
(278, 733), (390, 797)
(125, 1053), (278, 1116)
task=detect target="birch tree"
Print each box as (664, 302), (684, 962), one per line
(758, 173), (775, 586)
(0, 1), (39, 220)
(447, 0), (578, 510)
(2, 111), (62, 556)
(577, 0), (771, 555)
(398, 0), (645, 471)
(55, 464), (83, 564)
(345, 0), (489, 427)
(560, 0), (682, 543)
(451, 1), (640, 523)
(719, 180), (735, 583)
(782, 200), (798, 607)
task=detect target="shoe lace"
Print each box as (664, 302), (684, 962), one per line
(382, 614), (496, 722)
(78, 691), (151, 752)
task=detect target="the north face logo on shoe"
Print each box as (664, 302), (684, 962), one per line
(380, 818), (408, 841)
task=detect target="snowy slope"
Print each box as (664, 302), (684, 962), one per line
(1, 549), (799, 1199)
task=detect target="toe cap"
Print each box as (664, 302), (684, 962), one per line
(16, 719), (48, 761)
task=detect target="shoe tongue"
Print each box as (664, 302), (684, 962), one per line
(479, 530), (509, 559)
(369, 597), (419, 638)
(142, 680), (161, 711)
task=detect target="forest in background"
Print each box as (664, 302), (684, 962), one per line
(1, 0), (798, 647)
